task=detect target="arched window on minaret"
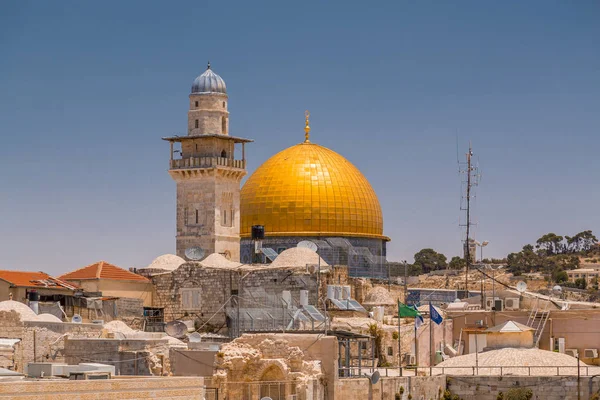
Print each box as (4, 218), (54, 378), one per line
(221, 150), (227, 158)
(222, 116), (227, 134)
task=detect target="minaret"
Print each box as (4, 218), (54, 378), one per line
(163, 63), (252, 261)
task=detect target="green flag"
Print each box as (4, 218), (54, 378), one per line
(398, 301), (421, 318)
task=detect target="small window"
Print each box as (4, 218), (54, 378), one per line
(223, 210), (227, 226)
(221, 116), (227, 134)
(195, 119), (199, 129)
(195, 209), (199, 224)
(277, 247), (286, 254)
(361, 342), (367, 350)
(387, 347), (393, 356)
(195, 101), (198, 107)
(181, 288), (201, 309)
(221, 150), (227, 158)
(223, 101), (226, 108)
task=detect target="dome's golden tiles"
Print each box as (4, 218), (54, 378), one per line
(240, 142), (387, 239)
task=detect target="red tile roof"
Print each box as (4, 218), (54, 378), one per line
(59, 261), (149, 283)
(0, 270), (78, 290)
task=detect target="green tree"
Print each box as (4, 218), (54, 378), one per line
(551, 267), (568, 283)
(536, 233), (564, 255)
(449, 256), (466, 270)
(413, 248), (448, 273)
(505, 388), (533, 400)
(575, 278), (587, 290)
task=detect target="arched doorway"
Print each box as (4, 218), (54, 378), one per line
(259, 365), (286, 400)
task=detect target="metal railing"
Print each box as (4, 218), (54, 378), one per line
(170, 157), (245, 169)
(339, 365), (597, 378)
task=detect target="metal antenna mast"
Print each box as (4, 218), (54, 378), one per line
(459, 142), (479, 297)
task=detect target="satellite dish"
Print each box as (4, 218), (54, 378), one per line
(364, 370), (380, 384)
(516, 281), (527, 293)
(297, 240), (318, 252)
(188, 332), (202, 343)
(553, 285), (563, 294)
(165, 320), (188, 339)
(71, 314), (82, 323)
(185, 246), (206, 261)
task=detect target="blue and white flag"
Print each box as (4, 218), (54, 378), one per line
(430, 302), (443, 325)
(415, 314), (424, 330)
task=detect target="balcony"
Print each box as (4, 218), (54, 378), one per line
(170, 156), (245, 170)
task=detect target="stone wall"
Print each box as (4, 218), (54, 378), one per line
(152, 264), (319, 333)
(64, 338), (171, 376)
(447, 375), (600, 400)
(0, 310), (102, 373)
(0, 376), (204, 399)
(334, 375), (446, 400)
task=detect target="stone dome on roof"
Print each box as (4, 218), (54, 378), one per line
(200, 253), (243, 269)
(0, 300), (37, 320)
(191, 63), (227, 94)
(363, 286), (395, 306)
(145, 254), (186, 272)
(270, 247), (328, 269)
(435, 348), (597, 376)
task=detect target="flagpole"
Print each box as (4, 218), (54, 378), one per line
(398, 310), (402, 376)
(429, 302), (433, 376)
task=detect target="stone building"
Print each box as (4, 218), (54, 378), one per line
(162, 64), (252, 262)
(150, 248), (328, 334)
(0, 301), (101, 373)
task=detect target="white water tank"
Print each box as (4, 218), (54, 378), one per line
(300, 290), (309, 306)
(341, 286), (351, 300)
(327, 285), (337, 300)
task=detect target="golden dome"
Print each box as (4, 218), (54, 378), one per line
(240, 141), (388, 240)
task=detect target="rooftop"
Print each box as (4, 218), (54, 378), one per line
(0, 270), (77, 290)
(60, 261), (150, 283)
(435, 348), (597, 376)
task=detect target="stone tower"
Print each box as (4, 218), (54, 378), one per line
(163, 64), (252, 261)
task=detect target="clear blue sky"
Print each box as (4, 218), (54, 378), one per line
(1, 1), (598, 274)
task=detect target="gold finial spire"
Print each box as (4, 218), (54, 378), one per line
(304, 110), (311, 143)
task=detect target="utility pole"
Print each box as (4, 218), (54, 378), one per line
(459, 143), (479, 299)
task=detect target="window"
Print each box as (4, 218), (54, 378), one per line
(361, 342), (367, 350)
(221, 116), (227, 134)
(387, 347), (393, 356)
(195, 119), (199, 129)
(221, 150), (227, 158)
(223, 101), (226, 108)
(222, 210), (227, 226)
(181, 288), (201, 310)
(195, 101), (198, 107)
(277, 247), (286, 254)
(195, 209), (199, 224)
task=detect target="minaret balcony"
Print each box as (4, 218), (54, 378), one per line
(170, 156), (245, 170)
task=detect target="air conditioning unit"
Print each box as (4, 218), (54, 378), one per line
(584, 349), (598, 358)
(403, 354), (416, 365)
(91, 320), (104, 325)
(485, 298), (495, 311)
(475, 320), (484, 327)
(505, 298), (520, 311)
(565, 349), (579, 358)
